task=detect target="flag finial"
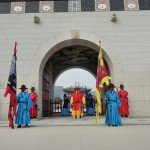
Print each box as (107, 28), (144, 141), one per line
(99, 41), (101, 47)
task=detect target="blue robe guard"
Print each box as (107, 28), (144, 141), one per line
(104, 91), (122, 126)
(15, 92), (32, 125)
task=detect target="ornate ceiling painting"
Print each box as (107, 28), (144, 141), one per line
(50, 45), (98, 65)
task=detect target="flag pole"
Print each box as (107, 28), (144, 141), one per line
(96, 41), (102, 124)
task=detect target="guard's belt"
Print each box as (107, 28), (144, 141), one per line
(19, 101), (27, 104)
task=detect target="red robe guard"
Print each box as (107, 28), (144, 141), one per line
(30, 87), (38, 119)
(70, 86), (85, 118)
(118, 84), (129, 117)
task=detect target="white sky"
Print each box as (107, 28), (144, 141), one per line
(55, 68), (96, 91)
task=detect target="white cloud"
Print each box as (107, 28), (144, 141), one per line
(55, 68), (96, 91)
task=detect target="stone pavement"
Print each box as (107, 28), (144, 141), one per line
(0, 116), (150, 150)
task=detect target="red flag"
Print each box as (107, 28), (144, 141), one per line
(4, 42), (17, 129)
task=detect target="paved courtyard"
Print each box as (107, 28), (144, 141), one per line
(0, 116), (150, 150)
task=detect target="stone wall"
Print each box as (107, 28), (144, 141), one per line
(0, 9), (150, 119)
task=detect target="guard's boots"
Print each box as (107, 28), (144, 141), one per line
(17, 125), (21, 128)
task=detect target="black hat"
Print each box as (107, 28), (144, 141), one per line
(31, 87), (36, 90)
(120, 84), (125, 88)
(19, 84), (28, 89)
(109, 83), (116, 88)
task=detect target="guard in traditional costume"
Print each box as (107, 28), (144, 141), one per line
(70, 86), (85, 118)
(30, 87), (38, 119)
(61, 94), (70, 116)
(15, 85), (32, 128)
(118, 84), (129, 117)
(86, 94), (95, 115)
(104, 83), (122, 126)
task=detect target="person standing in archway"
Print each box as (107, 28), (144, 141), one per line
(86, 94), (95, 116)
(118, 84), (129, 117)
(30, 87), (38, 119)
(15, 85), (32, 128)
(61, 94), (70, 116)
(70, 86), (86, 119)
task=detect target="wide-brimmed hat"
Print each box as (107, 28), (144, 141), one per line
(120, 84), (125, 88)
(109, 83), (116, 88)
(75, 86), (80, 90)
(31, 87), (36, 90)
(19, 84), (28, 89)
(89, 93), (92, 97)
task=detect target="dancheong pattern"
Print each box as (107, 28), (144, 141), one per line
(0, 0), (149, 14)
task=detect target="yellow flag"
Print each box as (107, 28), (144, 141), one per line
(95, 42), (111, 124)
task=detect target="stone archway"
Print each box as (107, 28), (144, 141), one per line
(41, 42), (111, 117)
(28, 31), (121, 118)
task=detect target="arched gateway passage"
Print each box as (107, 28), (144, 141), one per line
(42, 40), (111, 117)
